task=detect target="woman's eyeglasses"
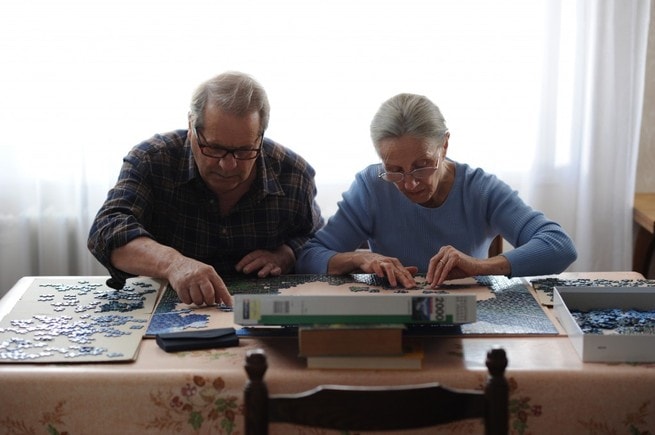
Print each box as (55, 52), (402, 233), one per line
(378, 165), (439, 183)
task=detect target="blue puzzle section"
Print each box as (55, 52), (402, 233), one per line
(392, 276), (558, 336)
(464, 276), (558, 335)
(571, 308), (655, 334)
(145, 285), (212, 335)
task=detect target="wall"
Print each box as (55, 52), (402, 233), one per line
(637, 5), (655, 192)
(635, 5), (655, 277)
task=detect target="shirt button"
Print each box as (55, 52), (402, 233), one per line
(221, 228), (228, 236)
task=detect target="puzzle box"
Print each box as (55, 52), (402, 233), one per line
(553, 286), (655, 362)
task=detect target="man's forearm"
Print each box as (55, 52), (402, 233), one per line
(110, 236), (181, 280)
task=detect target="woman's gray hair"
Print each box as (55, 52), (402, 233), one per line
(370, 93), (448, 149)
(189, 71), (270, 133)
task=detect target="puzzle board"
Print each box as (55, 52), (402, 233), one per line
(0, 277), (161, 363)
(145, 274), (559, 337)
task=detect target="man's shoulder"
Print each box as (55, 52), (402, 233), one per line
(262, 139), (314, 174)
(126, 130), (189, 168)
(132, 130), (188, 155)
(124, 130), (191, 181)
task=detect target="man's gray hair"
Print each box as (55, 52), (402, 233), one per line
(189, 71), (270, 133)
(370, 93), (448, 148)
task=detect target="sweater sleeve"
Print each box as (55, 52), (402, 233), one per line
(481, 172), (577, 276)
(296, 168), (374, 273)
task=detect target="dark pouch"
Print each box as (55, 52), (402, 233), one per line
(155, 327), (239, 352)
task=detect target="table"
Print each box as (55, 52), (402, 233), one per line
(633, 193), (655, 277)
(1, 272), (654, 434)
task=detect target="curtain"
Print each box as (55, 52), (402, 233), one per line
(525, 0), (650, 272)
(0, 0), (650, 297)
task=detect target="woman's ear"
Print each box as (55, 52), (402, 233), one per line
(441, 131), (450, 157)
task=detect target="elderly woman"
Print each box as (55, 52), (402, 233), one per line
(296, 93), (577, 288)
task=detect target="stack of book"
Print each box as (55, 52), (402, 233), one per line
(233, 293), (477, 370)
(298, 324), (423, 370)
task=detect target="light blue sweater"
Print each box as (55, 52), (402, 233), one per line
(296, 161), (577, 277)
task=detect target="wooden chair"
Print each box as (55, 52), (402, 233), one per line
(244, 347), (509, 435)
(489, 234), (504, 258)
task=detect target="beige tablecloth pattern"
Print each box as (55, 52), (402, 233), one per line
(2, 272), (655, 434)
(1, 336), (654, 434)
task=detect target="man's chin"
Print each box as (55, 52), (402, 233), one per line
(209, 177), (243, 191)
(212, 172), (243, 181)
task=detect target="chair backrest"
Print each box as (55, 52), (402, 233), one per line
(488, 234), (504, 257)
(244, 347), (509, 435)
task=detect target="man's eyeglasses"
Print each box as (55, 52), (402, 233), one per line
(378, 165), (440, 183)
(194, 127), (263, 160)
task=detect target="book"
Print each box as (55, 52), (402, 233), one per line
(298, 324), (405, 357)
(305, 343), (424, 370)
(233, 294), (476, 326)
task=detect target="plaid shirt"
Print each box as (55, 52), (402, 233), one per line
(88, 129), (323, 285)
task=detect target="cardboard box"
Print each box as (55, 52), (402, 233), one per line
(233, 294), (476, 326)
(553, 286), (655, 362)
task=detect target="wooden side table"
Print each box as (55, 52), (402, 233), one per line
(633, 193), (655, 278)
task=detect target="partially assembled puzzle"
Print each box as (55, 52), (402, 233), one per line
(146, 274), (560, 337)
(0, 277), (160, 363)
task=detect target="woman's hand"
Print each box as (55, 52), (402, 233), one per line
(328, 252), (418, 288)
(427, 245), (510, 288)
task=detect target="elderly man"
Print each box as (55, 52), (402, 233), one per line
(88, 71), (323, 306)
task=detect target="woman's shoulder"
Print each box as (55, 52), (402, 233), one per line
(356, 164), (398, 192)
(451, 161), (516, 204)
(359, 163), (382, 178)
(454, 161), (506, 186)
(342, 163), (394, 202)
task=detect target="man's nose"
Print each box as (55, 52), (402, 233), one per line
(218, 152), (238, 169)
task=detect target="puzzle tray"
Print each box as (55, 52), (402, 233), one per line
(553, 286), (655, 362)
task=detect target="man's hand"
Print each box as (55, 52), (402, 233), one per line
(166, 256), (232, 307)
(235, 244), (295, 277)
(111, 237), (232, 307)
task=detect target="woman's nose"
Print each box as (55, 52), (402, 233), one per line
(403, 176), (420, 190)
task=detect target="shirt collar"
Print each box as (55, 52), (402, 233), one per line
(184, 135), (285, 198)
(254, 140), (285, 198)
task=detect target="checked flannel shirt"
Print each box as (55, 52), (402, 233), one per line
(88, 129), (323, 286)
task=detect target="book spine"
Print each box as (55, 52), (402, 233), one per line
(234, 294), (476, 325)
(298, 329), (404, 356)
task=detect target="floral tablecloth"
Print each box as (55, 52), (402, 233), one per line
(1, 272), (654, 435)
